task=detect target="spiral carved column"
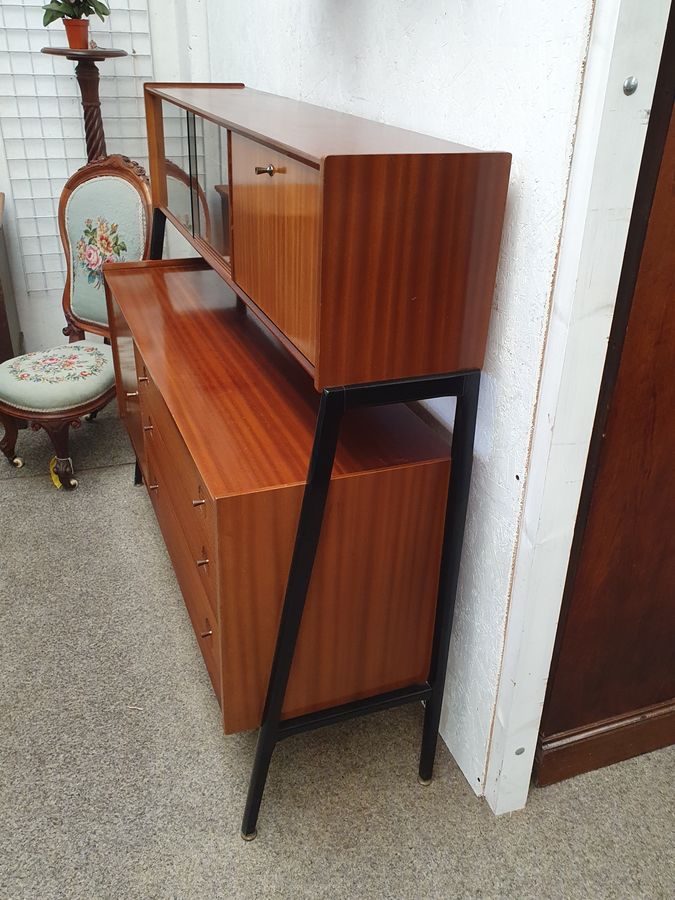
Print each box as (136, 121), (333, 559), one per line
(75, 59), (107, 161)
(41, 48), (128, 163)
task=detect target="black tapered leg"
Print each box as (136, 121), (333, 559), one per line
(241, 388), (345, 840)
(419, 371), (480, 783)
(133, 460), (143, 485)
(149, 208), (166, 261)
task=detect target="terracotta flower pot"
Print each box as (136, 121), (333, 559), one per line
(64, 18), (89, 51)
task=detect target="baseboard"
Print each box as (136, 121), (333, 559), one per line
(535, 699), (675, 786)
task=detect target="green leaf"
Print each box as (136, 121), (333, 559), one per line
(42, 0), (70, 22)
(89, 0), (110, 21)
(43, 10), (62, 26)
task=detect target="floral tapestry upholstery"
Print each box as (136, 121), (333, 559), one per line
(65, 176), (147, 327)
(0, 341), (114, 413)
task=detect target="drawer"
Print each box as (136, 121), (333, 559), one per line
(231, 133), (321, 363)
(138, 366), (216, 587)
(146, 442), (222, 703)
(146, 413), (218, 616)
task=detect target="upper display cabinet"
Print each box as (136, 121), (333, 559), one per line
(145, 83), (511, 389)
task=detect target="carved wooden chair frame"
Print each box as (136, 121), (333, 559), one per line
(60, 154), (153, 342)
(0, 155), (152, 488)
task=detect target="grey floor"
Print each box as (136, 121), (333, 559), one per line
(1, 404), (673, 900)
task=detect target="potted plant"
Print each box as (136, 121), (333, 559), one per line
(42, 1), (111, 51)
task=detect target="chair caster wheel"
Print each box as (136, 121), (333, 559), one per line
(418, 775), (432, 786)
(51, 457), (77, 490)
(12, 457), (24, 468)
(241, 829), (258, 842)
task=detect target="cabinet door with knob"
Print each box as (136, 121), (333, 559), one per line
(230, 133), (321, 364)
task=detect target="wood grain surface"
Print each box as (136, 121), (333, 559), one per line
(231, 133), (321, 363)
(318, 152), (511, 386)
(219, 458), (450, 733)
(536, 699), (675, 786)
(146, 435), (222, 702)
(538, 105), (675, 773)
(140, 369), (218, 615)
(146, 84), (482, 167)
(106, 285), (146, 479)
(104, 261), (450, 500)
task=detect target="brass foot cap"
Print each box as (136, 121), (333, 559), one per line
(418, 775), (432, 786)
(241, 829), (258, 842)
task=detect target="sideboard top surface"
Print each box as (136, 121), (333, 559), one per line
(145, 84), (492, 166)
(105, 260), (450, 499)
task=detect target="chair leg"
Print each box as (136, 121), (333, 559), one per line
(44, 420), (78, 489)
(0, 414), (23, 468)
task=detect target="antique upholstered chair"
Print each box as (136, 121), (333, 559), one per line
(0, 155), (151, 489)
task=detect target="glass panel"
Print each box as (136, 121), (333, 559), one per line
(161, 100), (194, 235)
(194, 117), (231, 261)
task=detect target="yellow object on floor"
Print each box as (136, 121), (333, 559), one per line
(49, 456), (63, 490)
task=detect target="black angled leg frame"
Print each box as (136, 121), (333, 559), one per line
(149, 208), (166, 261)
(241, 369), (481, 840)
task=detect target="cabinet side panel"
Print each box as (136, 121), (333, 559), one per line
(318, 153), (511, 387)
(145, 90), (167, 209)
(106, 284), (146, 477)
(219, 460), (450, 733)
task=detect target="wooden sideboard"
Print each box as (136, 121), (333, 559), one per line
(144, 83), (511, 387)
(106, 259), (450, 732)
(107, 83), (511, 839)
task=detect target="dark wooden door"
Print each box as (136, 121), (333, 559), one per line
(536, 46), (675, 785)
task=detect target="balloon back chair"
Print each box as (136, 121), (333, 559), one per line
(0, 155), (151, 488)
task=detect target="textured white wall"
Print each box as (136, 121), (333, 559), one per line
(200, 0), (595, 793)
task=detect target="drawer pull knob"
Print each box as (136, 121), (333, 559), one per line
(200, 629), (213, 639)
(138, 376), (149, 384)
(192, 499), (205, 507)
(255, 164), (276, 177)
(126, 390), (139, 398)
(196, 558), (209, 567)
(148, 483), (159, 491)
(143, 425), (153, 432)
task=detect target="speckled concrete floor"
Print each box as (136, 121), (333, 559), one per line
(1, 405), (673, 900)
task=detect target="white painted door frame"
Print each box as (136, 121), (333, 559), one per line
(483, 0), (672, 815)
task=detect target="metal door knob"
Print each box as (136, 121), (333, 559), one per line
(255, 164), (275, 177)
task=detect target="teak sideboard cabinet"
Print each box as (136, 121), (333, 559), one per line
(106, 82), (511, 839)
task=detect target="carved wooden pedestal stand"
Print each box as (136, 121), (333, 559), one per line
(41, 47), (127, 161)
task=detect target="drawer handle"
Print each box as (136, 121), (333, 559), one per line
(126, 390), (139, 398)
(138, 376), (149, 384)
(143, 424), (153, 432)
(196, 558), (209, 567)
(254, 164), (276, 177)
(192, 498), (205, 507)
(200, 629), (213, 639)
(148, 483), (158, 491)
